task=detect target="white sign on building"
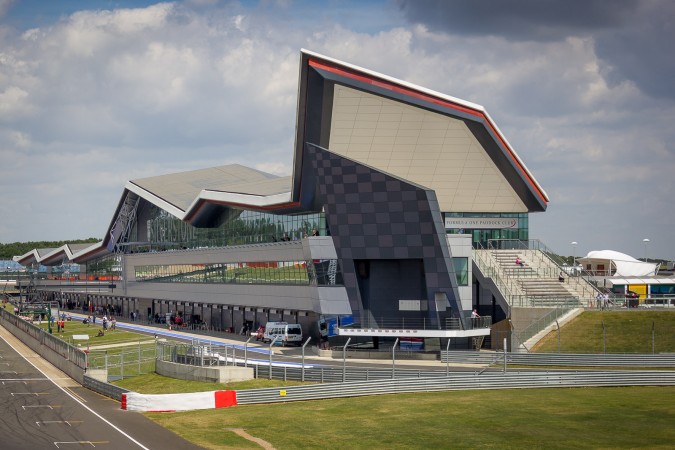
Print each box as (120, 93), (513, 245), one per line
(444, 217), (518, 229)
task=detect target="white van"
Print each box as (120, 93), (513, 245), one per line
(262, 322), (303, 346)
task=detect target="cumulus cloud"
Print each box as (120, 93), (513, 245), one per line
(0, 1), (672, 259)
(397, 0), (675, 101)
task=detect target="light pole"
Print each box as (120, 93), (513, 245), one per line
(571, 241), (578, 267)
(643, 238), (650, 262)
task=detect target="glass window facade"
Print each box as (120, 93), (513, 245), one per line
(83, 254), (122, 281)
(130, 206), (326, 252)
(134, 259), (343, 286)
(444, 212), (528, 249)
(452, 257), (469, 286)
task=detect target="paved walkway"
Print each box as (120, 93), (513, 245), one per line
(68, 312), (486, 369)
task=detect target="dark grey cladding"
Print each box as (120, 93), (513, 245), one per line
(304, 142), (463, 328)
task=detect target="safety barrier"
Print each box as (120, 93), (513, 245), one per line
(0, 309), (87, 383)
(82, 374), (130, 401)
(235, 370), (675, 405)
(122, 389), (237, 412)
(254, 365), (454, 383)
(115, 368), (675, 411)
(441, 350), (675, 367)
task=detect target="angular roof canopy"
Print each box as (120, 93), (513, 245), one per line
(16, 49), (548, 266)
(129, 165), (289, 213)
(14, 243), (94, 266)
(292, 49), (549, 213)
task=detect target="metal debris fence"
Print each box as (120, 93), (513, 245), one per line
(87, 344), (157, 380)
(235, 370), (675, 405)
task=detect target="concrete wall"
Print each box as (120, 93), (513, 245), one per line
(156, 359), (254, 383)
(0, 311), (85, 384)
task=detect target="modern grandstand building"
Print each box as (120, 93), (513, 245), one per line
(14, 49), (549, 347)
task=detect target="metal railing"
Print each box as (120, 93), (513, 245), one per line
(353, 317), (487, 330)
(235, 370), (675, 405)
(82, 374), (130, 401)
(513, 308), (573, 345)
(475, 240), (603, 310)
(87, 344), (157, 381)
(440, 350), (675, 367)
(157, 340), (243, 367)
(0, 308), (87, 369)
(489, 239), (601, 298)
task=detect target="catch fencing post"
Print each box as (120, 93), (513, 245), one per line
(652, 321), (655, 354)
(392, 338), (399, 379)
(503, 338), (507, 373)
(556, 320), (561, 353)
(269, 336), (280, 380)
(244, 336), (252, 367)
(301, 336), (312, 382)
(445, 339), (451, 376)
(342, 338), (352, 382)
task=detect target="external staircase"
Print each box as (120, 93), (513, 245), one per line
(472, 240), (602, 350)
(475, 247), (598, 309)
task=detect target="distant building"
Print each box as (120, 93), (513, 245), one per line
(579, 250), (674, 302)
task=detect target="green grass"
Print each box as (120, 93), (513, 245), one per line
(143, 385), (675, 450)
(533, 310), (675, 353)
(33, 319), (153, 347)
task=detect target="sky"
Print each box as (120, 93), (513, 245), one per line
(0, 0), (673, 261)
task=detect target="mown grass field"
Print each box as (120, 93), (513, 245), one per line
(139, 385), (675, 450)
(34, 317), (154, 347)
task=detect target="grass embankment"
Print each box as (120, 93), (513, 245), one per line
(533, 310), (675, 353)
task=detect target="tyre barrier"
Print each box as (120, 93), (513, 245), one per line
(122, 389), (237, 412)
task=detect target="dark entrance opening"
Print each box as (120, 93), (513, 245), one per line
(354, 258), (427, 329)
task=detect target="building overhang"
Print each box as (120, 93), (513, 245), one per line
(292, 49), (549, 213)
(338, 327), (491, 338)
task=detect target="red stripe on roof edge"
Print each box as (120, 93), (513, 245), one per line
(308, 58), (548, 206)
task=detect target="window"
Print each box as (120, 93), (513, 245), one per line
(134, 259), (343, 286)
(453, 257), (469, 286)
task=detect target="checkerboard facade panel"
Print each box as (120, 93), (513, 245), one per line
(304, 143), (462, 325)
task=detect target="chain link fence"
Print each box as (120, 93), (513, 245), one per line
(87, 344), (156, 381)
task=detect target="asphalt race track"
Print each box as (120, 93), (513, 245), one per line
(0, 328), (202, 450)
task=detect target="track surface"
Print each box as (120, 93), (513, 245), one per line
(0, 327), (203, 450)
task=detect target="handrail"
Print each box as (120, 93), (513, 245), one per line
(512, 307), (575, 345)
(473, 243), (520, 303)
(488, 239), (601, 297)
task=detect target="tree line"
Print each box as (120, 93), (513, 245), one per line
(0, 238), (100, 259)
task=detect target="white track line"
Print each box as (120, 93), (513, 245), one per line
(0, 332), (150, 450)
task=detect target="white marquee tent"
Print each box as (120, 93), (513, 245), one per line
(577, 250), (659, 277)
